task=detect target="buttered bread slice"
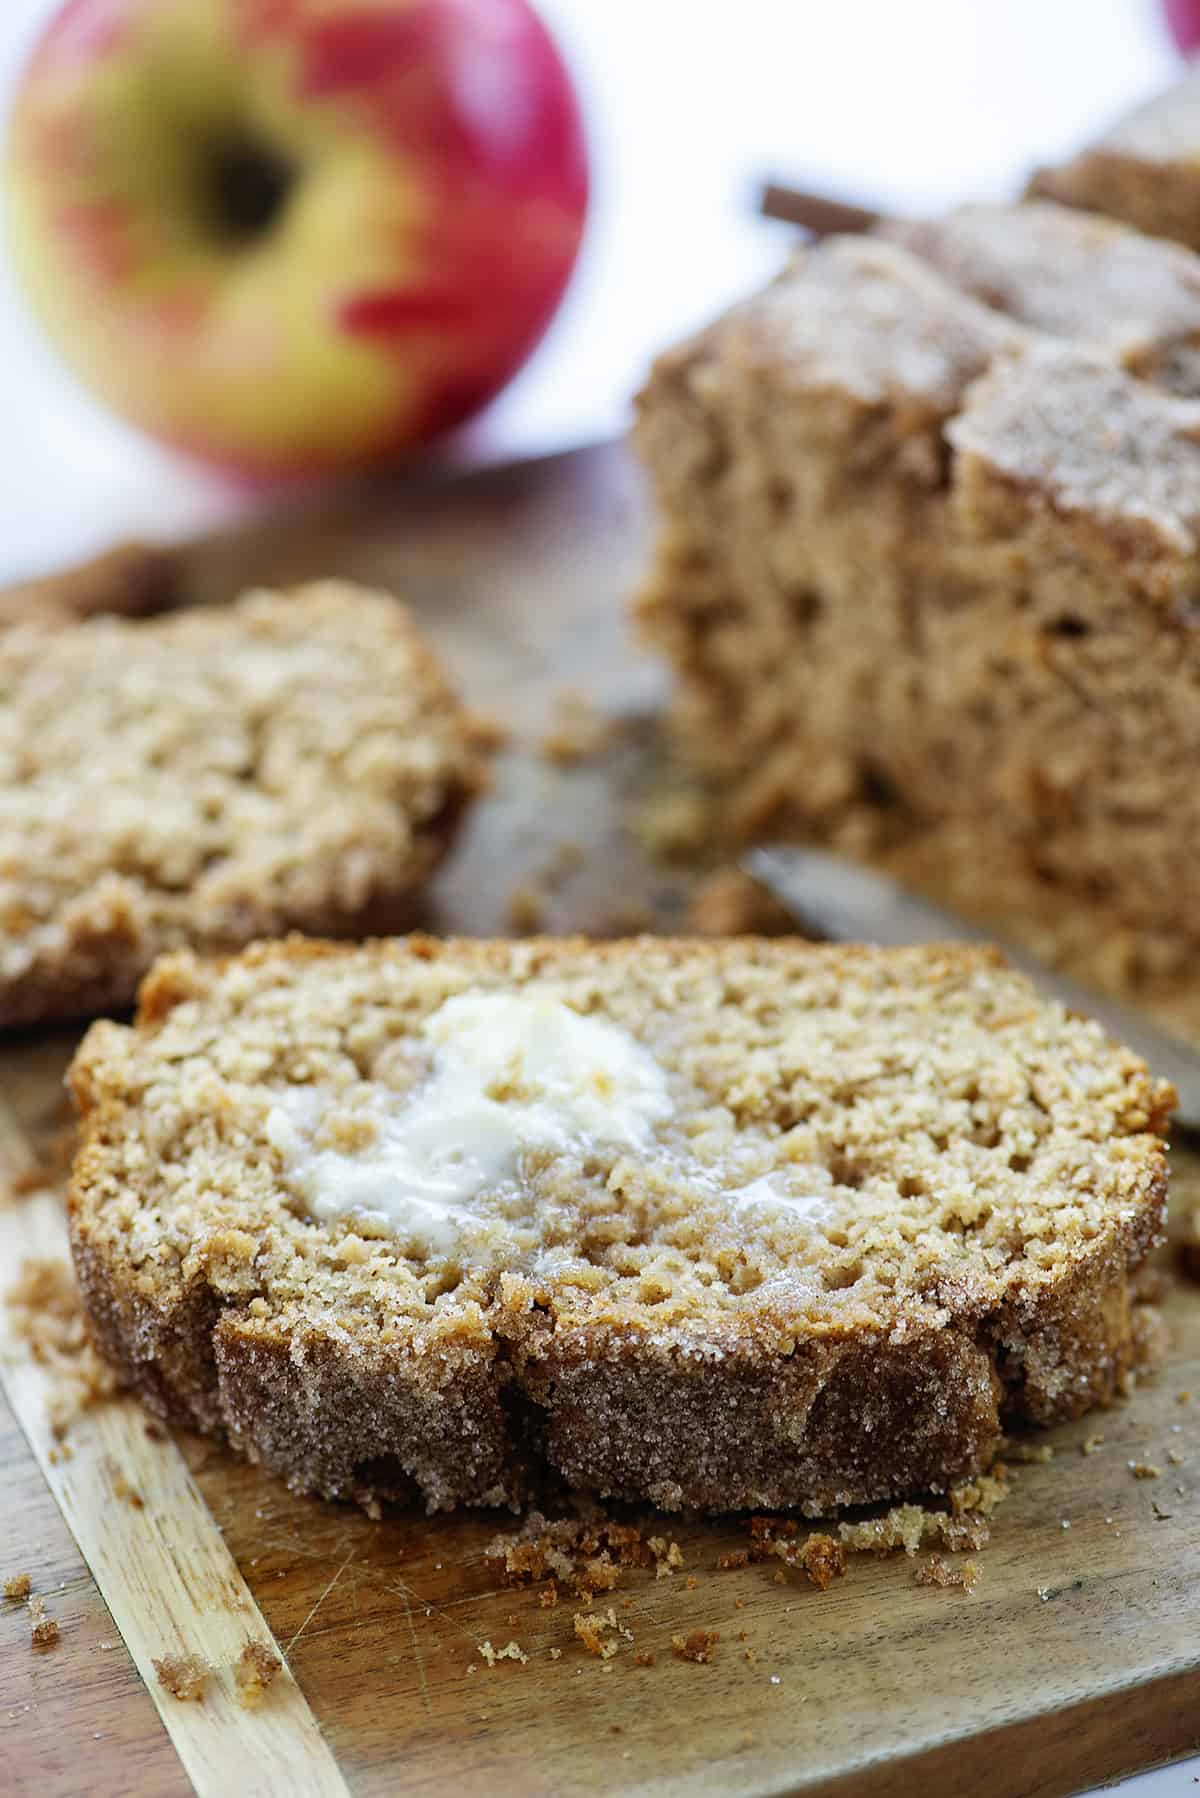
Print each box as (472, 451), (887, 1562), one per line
(68, 936), (1171, 1514)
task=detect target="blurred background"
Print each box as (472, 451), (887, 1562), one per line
(0, 0), (1181, 580)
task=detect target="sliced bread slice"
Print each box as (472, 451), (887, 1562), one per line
(68, 935), (1171, 1514)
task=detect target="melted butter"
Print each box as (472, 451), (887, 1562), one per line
(266, 992), (673, 1249)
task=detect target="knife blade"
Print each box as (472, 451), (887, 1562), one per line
(744, 845), (1200, 1131)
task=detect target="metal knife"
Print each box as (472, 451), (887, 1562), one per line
(744, 845), (1200, 1131)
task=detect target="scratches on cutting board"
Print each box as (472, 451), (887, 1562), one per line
(400, 1586), (433, 1716)
(381, 1578), (490, 1656)
(284, 1546), (356, 1655)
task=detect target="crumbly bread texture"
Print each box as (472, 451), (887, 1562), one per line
(1028, 66), (1200, 253)
(633, 225), (1200, 1005)
(67, 935), (1170, 1516)
(0, 582), (482, 1028)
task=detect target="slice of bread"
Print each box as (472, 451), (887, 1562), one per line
(0, 582), (483, 1027)
(67, 935), (1171, 1515)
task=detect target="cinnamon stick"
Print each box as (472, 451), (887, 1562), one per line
(759, 180), (881, 237)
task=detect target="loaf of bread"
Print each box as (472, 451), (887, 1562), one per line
(634, 215), (1200, 1029)
(0, 581), (483, 1027)
(68, 935), (1170, 1515)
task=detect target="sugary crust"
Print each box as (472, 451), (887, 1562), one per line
(883, 201), (1200, 389)
(0, 582), (484, 1028)
(67, 935), (1170, 1515)
(1027, 68), (1200, 253)
(948, 341), (1200, 593)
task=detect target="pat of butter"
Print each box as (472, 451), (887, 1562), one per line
(267, 992), (672, 1249)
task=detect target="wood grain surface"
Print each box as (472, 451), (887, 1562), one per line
(0, 1192), (350, 1798)
(2, 443), (1199, 1798)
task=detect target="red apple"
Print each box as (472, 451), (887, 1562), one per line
(5, 0), (588, 477)
(1164, 0), (1200, 53)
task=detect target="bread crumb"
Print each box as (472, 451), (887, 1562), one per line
(686, 868), (795, 937)
(4, 1257), (119, 1439)
(578, 1558), (620, 1596)
(1167, 1448), (1184, 1466)
(234, 1640), (282, 1709)
(467, 712), (509, 753)
(795, 1533), (847, 1592)
(548, 1647), (562, 1661)
(1002, 1441), (1054, 1464)
(506, 885), (545, 935)
(718, 1549), (750, 1571)
(574, 1608), (631, 1661)
(477, 1639), (528, 1668)
(31, 1618), (60, 1652)
(647, 1536), (685, 1579)
(949, 1472), (1009, 1518)
(748, 1518), (849, 1588)
(1177, 1390), (1192, 1405)
(538, 1581), (559, 1609)
(4, 1573), (31, 1601)
(1081, 1433), (1105, 1455)
(825, 1472), (1009, 1561)
(915, 1555), (980, 1593)
(633, 1648), (656, 1667)
(489, 1514), (654, 1596)
(102, 1457), (144, 1509)
(671, 1628), (719, 1664)
(633, 787), (712, 860)
(541, 690), (612, 764)
(154, 1652), (209, 1701)
(1130, 1461), (1162, 1479)
(685, 1575), (698, 1591)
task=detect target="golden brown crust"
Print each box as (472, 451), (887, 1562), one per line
(67, 935), (1169, 1515)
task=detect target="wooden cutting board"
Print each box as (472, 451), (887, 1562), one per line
(2, 443), (1199, 1798)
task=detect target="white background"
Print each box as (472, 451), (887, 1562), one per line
(0, 4), (1195, 1790)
